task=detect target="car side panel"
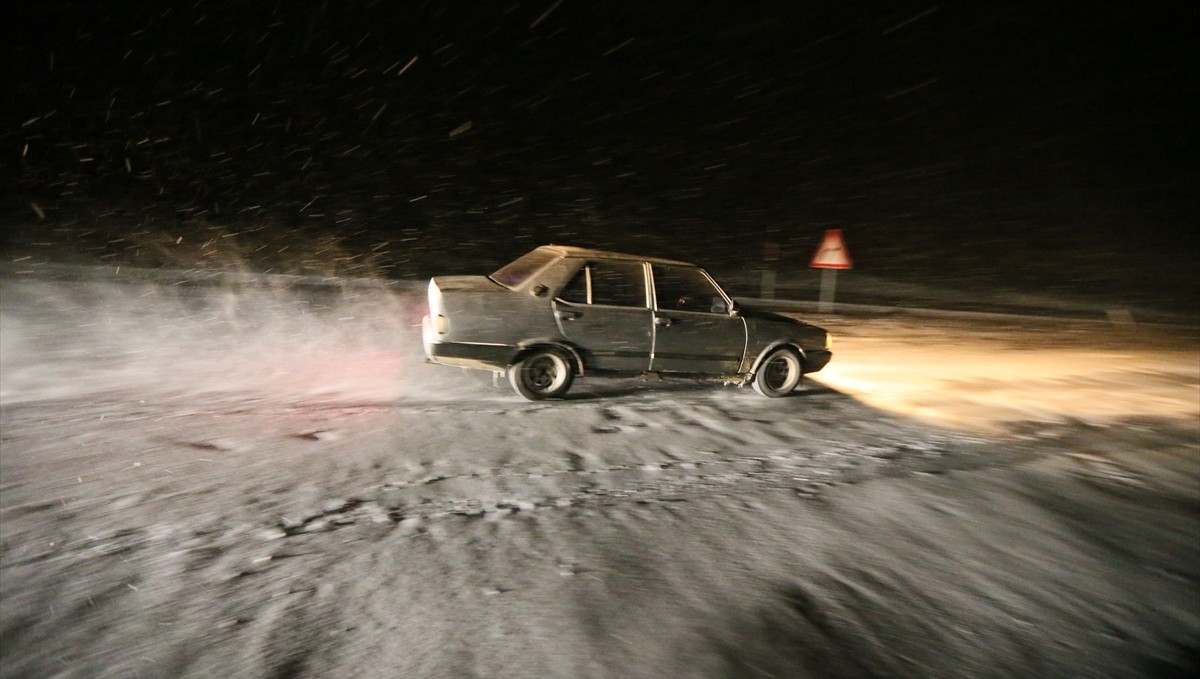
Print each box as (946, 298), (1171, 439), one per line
(553, 300), (654, 371)
(740, 315), (831, 374)
(650, 311), (746, 374)
(542, 257), (655, 372)
(427, 285), (561, 369)
(446, 292), (557, 344)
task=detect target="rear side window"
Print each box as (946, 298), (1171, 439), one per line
(557, 260), (646, 307)
(558, 265), (589, 304)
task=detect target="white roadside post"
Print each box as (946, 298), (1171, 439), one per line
(760, 241), (780, 299)
(819, 268), (837, 311)
(810, 229), (852, 312)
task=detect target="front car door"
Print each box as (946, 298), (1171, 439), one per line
(552, 259), (654, 372)
(649, 264), (746, 374)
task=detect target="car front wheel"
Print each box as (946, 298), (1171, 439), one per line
(508, 348), (574, 400)
(752, 347), (803, 397)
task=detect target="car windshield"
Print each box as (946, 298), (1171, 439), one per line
(489, 249), (557, 289)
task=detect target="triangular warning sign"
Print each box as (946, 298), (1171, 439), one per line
(810, 229), (852, 269)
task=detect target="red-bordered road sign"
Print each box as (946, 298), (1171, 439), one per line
(810, 229), (852, 269)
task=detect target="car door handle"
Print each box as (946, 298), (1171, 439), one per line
(654, 316), (674, 326)
(556, 310), (581, 320)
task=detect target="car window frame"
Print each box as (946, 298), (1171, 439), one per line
(554, 258), (650, 309)
(649, 264), (735, 315)
(555, 259), (591, 305)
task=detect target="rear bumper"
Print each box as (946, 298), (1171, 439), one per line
(802, 349), (832, 374)
(421, 315), (437, 358)
(423, 316), (516, 371)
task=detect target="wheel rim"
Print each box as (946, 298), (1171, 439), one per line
(763, 354), (798, 391)
(524, 354), (567, 393)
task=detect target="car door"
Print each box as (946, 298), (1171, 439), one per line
(649, 264), (746, 374)
(552, 259), (654, 372)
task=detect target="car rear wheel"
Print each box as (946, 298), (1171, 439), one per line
(508, 348), (574, 400)
(752, 347), (803, 397)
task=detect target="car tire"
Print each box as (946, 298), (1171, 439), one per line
(752, 347), (803, 397)
(508, 348), (574, 400)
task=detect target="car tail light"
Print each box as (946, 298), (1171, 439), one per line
(427, 280), (448, 335)
(427, 278), (442, 313)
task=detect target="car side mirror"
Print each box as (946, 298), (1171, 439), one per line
(531, 284), (549, 297)
(711, 297), (729, 314)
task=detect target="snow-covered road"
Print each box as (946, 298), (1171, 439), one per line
(1, 275), (1197, 678)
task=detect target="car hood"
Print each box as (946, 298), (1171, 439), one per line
(738, 307), (809, 325)
(731, 299), (804, 323)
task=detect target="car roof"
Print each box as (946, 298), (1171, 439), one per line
(536, 244), (698, 267)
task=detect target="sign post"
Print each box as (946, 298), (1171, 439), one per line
(760, 241), (780, 299)
(809, 229), (852, 312)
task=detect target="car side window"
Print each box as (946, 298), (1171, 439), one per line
(558, 265), (589, 304)
(652, 265), (726, 313)
(589, 261), (647, 307)
(556, 260), (646, 307)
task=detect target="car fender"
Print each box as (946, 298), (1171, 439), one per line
(516, 338), (586, 376)
(749, 341), (806, 376)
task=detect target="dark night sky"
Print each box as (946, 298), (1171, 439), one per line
(5, 1), (1197, 301)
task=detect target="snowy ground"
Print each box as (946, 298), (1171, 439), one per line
(1, 269), (1197, 678)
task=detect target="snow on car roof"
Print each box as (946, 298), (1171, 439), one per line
(537, 244), (698, 267)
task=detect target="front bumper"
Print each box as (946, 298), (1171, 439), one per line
(802, 349), (832, 374)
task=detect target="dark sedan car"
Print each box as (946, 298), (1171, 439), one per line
(422, 245), (832, 400)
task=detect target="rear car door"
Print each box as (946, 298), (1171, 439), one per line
(552, 259), (654, 371)
(649, 264), (746, 374)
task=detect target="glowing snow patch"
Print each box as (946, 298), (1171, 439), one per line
(813, 319), (1199, 433)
